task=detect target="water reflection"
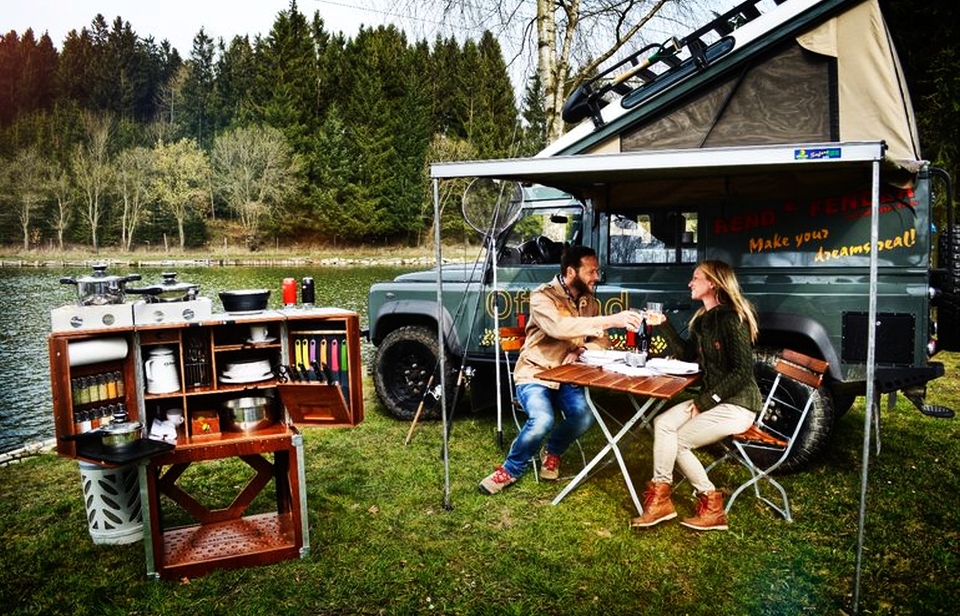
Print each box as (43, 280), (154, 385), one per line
(0, 263), (416, 453)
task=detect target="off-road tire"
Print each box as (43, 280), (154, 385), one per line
(752, 347), (835, 473)
(373, 325), (454, 421)
(936, 224), (960, 351)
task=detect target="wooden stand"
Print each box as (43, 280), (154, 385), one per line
(139, 428), (308, 580)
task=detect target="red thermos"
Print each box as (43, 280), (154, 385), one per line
(282, 277), (297, 306)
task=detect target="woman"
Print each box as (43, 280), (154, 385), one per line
(631, 260), (762, 531)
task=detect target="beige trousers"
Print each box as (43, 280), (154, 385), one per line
(651, 399), (755, 494)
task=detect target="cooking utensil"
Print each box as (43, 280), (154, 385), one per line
(60, 264), (142, 306)
(220, 396), (275, 432)
(127, 272), (199, 303)
(218, 289), (270, 313)
(62, 420), (143, 450)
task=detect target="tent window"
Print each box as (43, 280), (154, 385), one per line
(622, 42), (835, 151)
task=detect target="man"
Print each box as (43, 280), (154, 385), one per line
(479, 245), (642, 495)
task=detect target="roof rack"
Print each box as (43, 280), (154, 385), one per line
(562, 0), (789, 127)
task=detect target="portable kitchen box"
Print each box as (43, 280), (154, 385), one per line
(48, 298), (363, 580)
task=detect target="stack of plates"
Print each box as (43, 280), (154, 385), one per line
(220, 359), (272, 384)
(645, 358), (700, 375)
(579, 350), (627, 366)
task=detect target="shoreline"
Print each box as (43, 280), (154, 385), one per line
(0, 246), (476, 269)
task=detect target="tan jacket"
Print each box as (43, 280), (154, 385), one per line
(513, 276), (613, 387)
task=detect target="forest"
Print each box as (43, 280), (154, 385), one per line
(0, 1), (536, 251)
(0, 0), (956, 252)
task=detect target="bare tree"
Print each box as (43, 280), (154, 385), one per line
(7, 148), (48, 250)
(73, 112), (115, 252)
(211, 125), (302, 248)
(152, 138), (210, 250)
(382, 0), (714, 141)
(115, 147), (155, 251)
(48, 161), (74, 250)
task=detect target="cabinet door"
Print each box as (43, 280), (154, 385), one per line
(280, 311), (364, 427)
(48, 331), (138, 459)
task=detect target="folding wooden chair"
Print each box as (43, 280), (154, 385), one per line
(706, 349), (828, 522)
(498, 326), (539, 481)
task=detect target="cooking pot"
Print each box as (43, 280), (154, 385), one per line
(220, 396), (275, 432)
(99, 420), (143, 449)
(62, 419), (143, 450)
(60, 264), (142, 306)
(219, 289), (270, 313)
(127, 272), (199, 303)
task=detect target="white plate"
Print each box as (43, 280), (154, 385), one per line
(579, 350), (627, 366)
(220, 371), (273, 384)
(246, 337), (277, 344)
(646, 358), (700, 375)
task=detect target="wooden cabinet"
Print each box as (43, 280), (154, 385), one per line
(48, 307), (364, 578)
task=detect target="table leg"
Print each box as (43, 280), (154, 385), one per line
(551, 389), (660, 514)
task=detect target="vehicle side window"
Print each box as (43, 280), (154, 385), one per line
(609, 211), (698, 264)
(500, 207), (583, 265)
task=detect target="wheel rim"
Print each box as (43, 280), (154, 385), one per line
(382, 340), (435, 410)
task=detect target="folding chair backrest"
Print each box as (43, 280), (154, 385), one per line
(753, 349), (828, 446)
(499, 326), (526, 353)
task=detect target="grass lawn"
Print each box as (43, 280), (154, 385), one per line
(1, 353), (958, 615)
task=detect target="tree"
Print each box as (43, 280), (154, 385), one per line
(179, 29), (217, 147)
(115, 146), (154, 251)
(211, 125), (302, 247)
(438, 0), (713, 140)
(47, 159), (74, 249)
(73, 112), (114, 252)
(151, 138), (210, 250)
(5, 147), (48, 249)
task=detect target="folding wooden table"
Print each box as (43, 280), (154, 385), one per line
(536, 363), (699, 514)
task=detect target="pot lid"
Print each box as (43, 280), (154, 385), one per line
(101, 420), (142, 435)
(68, 264), (137, 285)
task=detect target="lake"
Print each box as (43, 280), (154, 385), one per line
(0, 262), (418, 454)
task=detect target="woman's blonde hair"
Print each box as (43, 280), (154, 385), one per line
(690, 260), (759, 343)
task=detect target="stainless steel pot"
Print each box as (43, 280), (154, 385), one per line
(60, 264), (142, 306)
(220, 396), (275, 432)
(127, 272), (199, 303)
(99, 420), (143, 449)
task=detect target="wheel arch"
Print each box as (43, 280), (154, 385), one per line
(370, 299), (463, 357)
(757, 312), (842, 383)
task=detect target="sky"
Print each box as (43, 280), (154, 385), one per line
(3, 0), (414, 54)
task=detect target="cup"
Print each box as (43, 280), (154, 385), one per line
(646, 302), (663, 315)
(250, 324), (269, 341)
(165, 408), (184, 425)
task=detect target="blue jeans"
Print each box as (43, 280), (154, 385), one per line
(502, 382), (595, 478)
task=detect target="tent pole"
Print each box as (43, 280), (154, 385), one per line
(434, 178), (452, 511)
(853, 158), (882, 614)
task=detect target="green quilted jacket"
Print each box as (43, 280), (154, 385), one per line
(658, 304), (763, 413)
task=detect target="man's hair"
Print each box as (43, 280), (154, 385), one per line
(560, 245), (596, 275)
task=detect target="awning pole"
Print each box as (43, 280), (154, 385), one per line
(853, 158), (881, 614)
(434, 177), (452, 510)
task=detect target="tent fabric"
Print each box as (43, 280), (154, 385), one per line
(615, 0), (919, 167)
(797, 0), (920, 163)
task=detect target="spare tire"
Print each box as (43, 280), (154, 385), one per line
(936, 224), (960, 351)
(752, 348), (835, 473)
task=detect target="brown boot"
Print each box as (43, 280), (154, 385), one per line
(630, 481), (677, 528)
(680, 490), (728, 531)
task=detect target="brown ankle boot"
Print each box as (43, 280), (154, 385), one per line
(680, 490), (728, 531)
(630, 481), (677, 528)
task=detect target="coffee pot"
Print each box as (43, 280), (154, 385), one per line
(145, 346), (180, 394)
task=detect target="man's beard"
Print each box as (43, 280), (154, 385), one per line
(570, 274), (593, 297)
